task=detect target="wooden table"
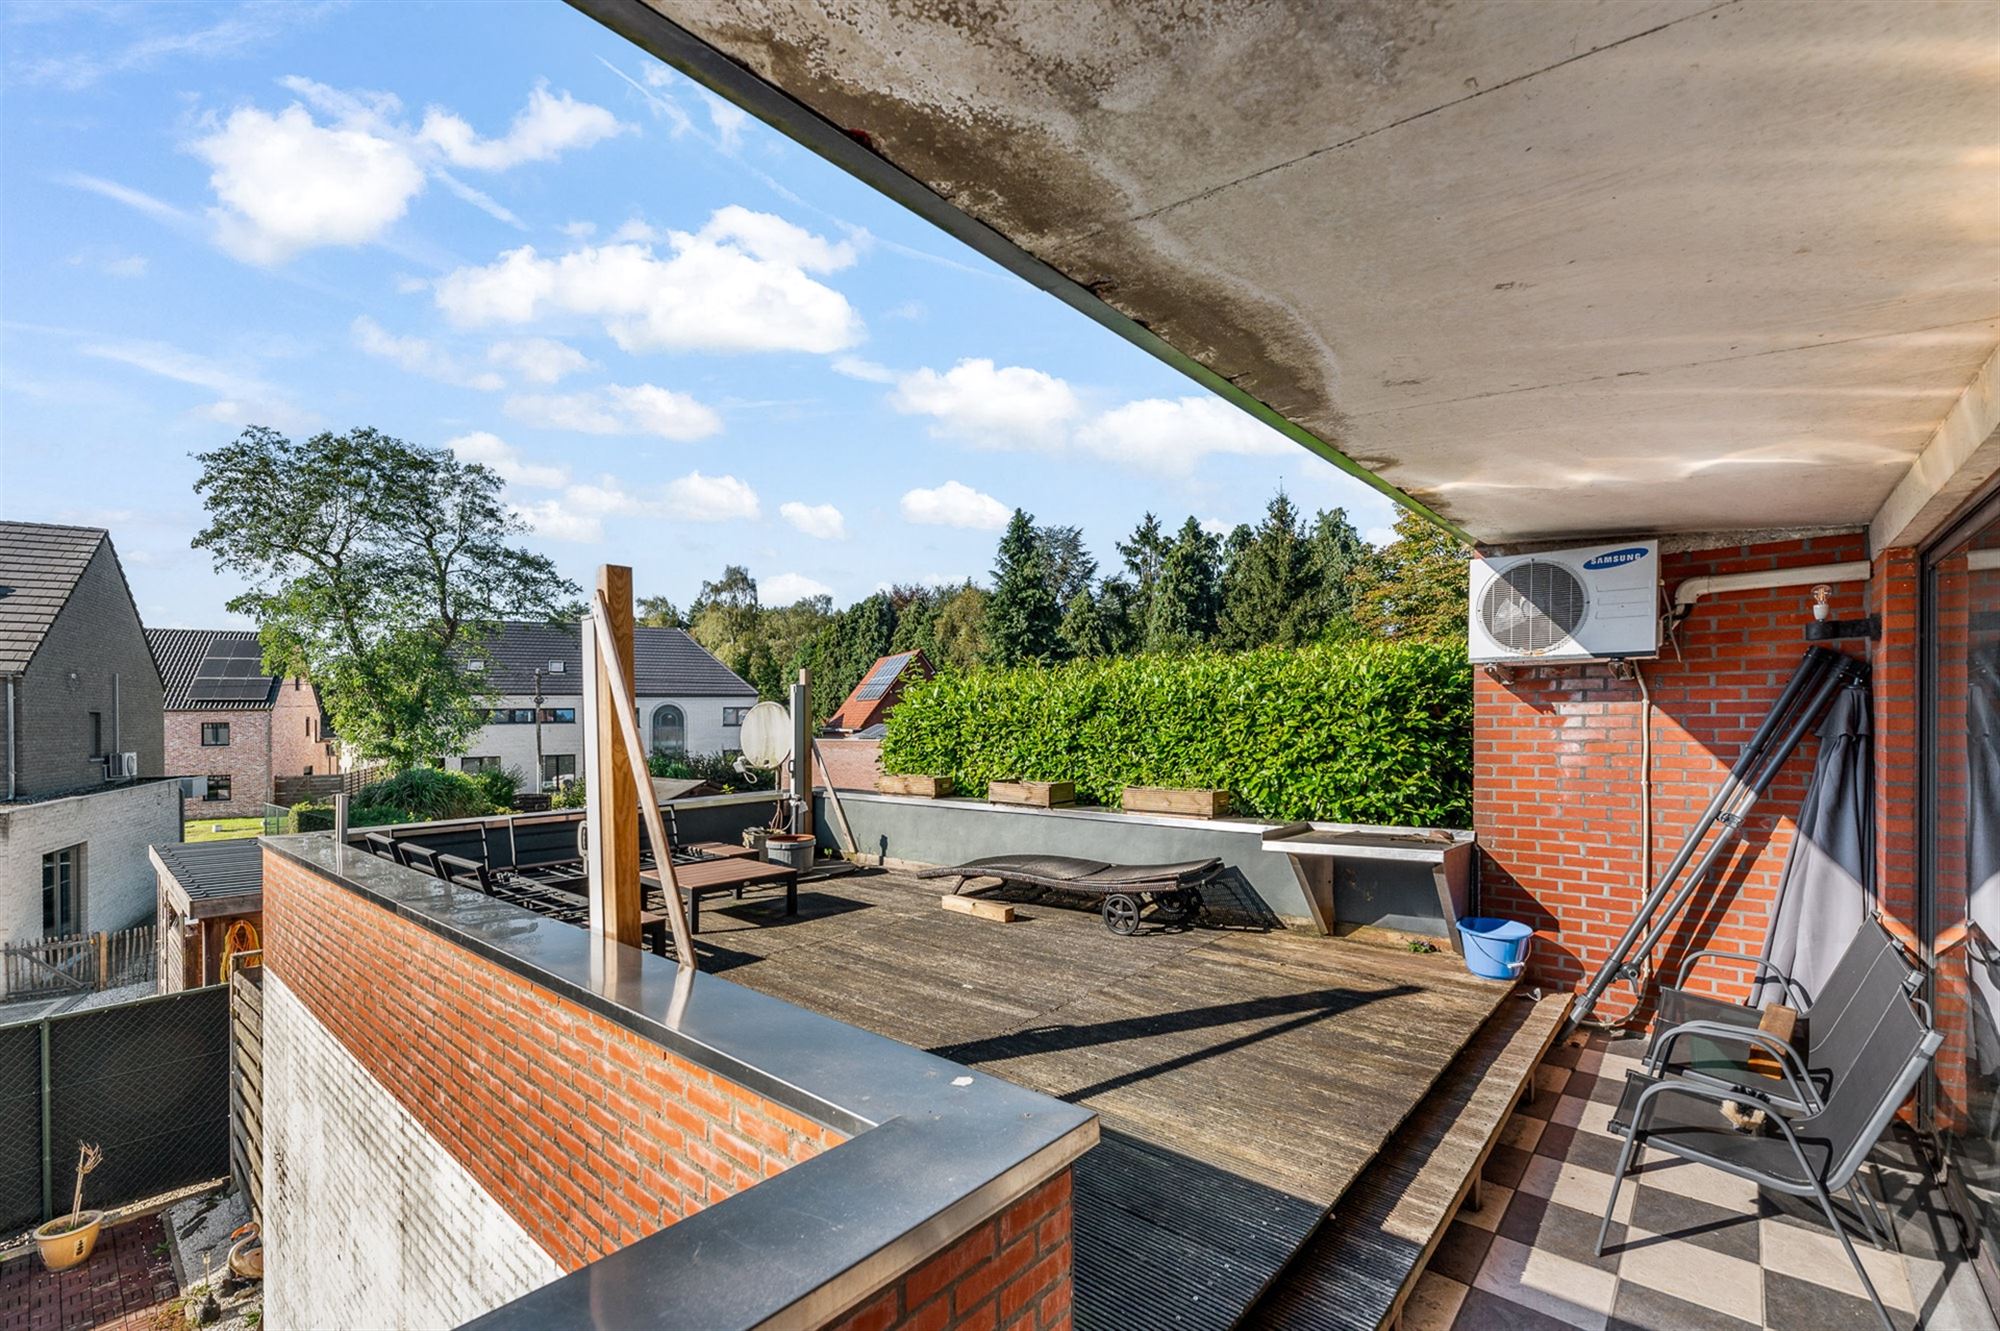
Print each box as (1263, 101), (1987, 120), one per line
(643, 858), (798, 934)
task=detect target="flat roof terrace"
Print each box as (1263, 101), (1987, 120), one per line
(685, 868), (1514, 1329)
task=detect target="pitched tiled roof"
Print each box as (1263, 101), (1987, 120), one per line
(826, 649), (933, 732)
(149, 628), (280, 711)
(0, 522), (111, 675)
(466, 622), (757, 698)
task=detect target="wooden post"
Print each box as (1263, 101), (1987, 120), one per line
(592, 565), (643, 949)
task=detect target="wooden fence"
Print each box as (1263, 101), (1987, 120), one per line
(0, 925), (155, 1000)
(272, 764), (385, 809)
(230, 963), (263, 1223)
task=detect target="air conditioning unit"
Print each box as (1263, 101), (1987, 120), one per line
(103, 751), (139, 780)
(1468, 540), (1660, 664)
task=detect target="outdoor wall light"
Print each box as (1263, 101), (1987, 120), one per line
(1811, 584), (1833, 621)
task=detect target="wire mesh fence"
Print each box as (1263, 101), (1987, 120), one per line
(0, 985), (231, 1236)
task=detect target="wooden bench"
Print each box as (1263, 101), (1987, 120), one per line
(1250, 992), (1572, 1331)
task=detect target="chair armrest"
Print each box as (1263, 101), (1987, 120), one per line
(1674, 948), (1810, 1008)
(1645, 1018), (1821, 1113)
(1627, 1077), (1821, 1182)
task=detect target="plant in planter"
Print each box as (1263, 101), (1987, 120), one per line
(34, 1141), (104, 1272)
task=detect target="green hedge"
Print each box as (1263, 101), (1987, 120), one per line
(880, 641), (1472, 827)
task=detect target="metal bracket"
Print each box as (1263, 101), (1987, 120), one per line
(1483, 663), (1518, 685)
(1805, 614), (1881, 642)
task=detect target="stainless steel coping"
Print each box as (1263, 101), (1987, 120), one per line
(260, 833), (1098, 1330)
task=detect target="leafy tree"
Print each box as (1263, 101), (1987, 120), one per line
(1059, 588), (1122, 659)
(192, 426), (576, 767)
(793, 592), (898, 715)
(757, 595), (835, 700)
(1349, 509), (1472, 641)
(636, 595), (686, 628)
(985, 509), (1064, 666)
(1145, 517), (1222, 650)
(1116, 513), (1172, 629)
(1305, 507), (1367, 633)
(1218, 491), (1317, 649)
(1036, 523), (1096, 606)
(931, 585), (991, 670)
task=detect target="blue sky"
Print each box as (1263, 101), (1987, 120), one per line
(0, 0), (1398, 629)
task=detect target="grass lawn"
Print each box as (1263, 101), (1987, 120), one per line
(183, 816), (266, 843)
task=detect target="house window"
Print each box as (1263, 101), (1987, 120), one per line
(539, 707), (576, 724)
(723, 706), (751, 727)
(487, 708), (536, 725)
(42, 846), (81, 937)
(650, 704), (686, 758)
(201, 722), (231, 747)
(89, 712), (104, 758)
(541, 754), (577, 789)
(462, 756), (501, 774)
(205, 775), (233, 803)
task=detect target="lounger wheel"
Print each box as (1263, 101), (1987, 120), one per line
(1102, 893), (1141, 935)
(1153, 889), (1200, 924)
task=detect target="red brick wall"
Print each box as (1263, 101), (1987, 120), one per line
(826, 1173), (1074, 1331)
(1476, 534), (1890, 1025)
(263, 848), (845, 1270)
(264, 848), (1081, 1328)
(167, 710), (272, 817)
(815, 737), (885, 792)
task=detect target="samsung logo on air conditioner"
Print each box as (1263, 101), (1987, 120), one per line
(1581, 546), (1651, 571)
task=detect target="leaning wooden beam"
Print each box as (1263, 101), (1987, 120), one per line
(589, 582), (697, 970)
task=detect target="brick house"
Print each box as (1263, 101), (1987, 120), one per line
(0, 522), (177, 942)
(150, 628), (341, 818)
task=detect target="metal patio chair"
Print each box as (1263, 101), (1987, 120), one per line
(1641, 918), (1920, 1115)
(1598, 981), (1943, 1331)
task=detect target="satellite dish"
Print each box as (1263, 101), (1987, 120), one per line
(739, 700), (793, 769)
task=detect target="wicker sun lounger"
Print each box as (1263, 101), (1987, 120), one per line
(916, 855), (1221, 934)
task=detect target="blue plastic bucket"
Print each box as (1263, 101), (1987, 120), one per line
(1457, 917), (1534, 980)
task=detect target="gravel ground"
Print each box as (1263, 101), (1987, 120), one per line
(164, 1187), (262, 1330)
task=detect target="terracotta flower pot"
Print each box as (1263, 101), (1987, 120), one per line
(33, 1211), (102, 1272)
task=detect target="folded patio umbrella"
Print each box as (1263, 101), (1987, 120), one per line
(1965, 648), (2000, 1075)
(1757, 678), (1874, 1009)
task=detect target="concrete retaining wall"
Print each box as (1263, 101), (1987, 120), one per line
(813, 792), (1471, 934)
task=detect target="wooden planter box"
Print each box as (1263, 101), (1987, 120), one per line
(1121, 786), (1232, 819)
(987, 780), (1075, 808)
(877, 774), (954, 798)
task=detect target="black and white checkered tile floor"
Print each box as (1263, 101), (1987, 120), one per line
(1403, 1036), (1998, 1331)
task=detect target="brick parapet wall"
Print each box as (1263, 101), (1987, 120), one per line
(1475, 534), (1891, 1026)
(262, 847), (1081, 1328)
(826, 1172), (1075, 1331)
(262, 848), (845, 1270)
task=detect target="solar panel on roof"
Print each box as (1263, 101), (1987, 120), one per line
(852, 652), (915, 701)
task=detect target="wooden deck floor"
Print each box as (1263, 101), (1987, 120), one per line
(689, 869), (1513, 1329)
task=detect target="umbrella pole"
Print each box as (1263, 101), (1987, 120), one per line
(1565, 648), (1843, 1037)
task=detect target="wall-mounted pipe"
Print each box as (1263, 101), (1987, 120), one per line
(5, 676), (15, 801)
(1671, 561), (1872, 615)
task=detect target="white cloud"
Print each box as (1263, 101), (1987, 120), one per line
(890, 358), (1080, 451)
(900, 481), (1010, 532)
(503, 383), (721, 440)
(486, 337), (593, 385)
(559, 220), (597, 239)
(80, 338), (316, 433)
(17, 4), (332, 91)
(1076, 395), (1292, 474)
(192, 102), (425, 263)
(432, 205), (861, 354)
(779, 501), (846, 540)
(187, 79), (625, 264)
(66, 249), (148, 278)
(831, 355), (895, 384)
(510, 498), (604, 543)
(762, 572), (833, 604)
(352, 316), (505, 391)
(664, 471), (760, 521)
(446, 431), (567, 489)
(419, 83), (626, 170)
(701, 92), (749, 151)
(57, 173), (192, 225)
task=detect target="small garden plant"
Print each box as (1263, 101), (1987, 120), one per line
(48, 1141), (102, 1236)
